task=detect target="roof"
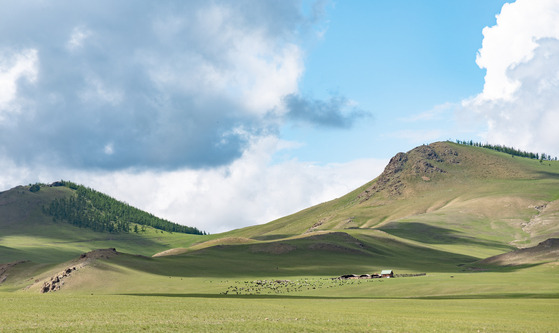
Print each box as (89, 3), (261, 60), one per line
(380, 270), (393, 275)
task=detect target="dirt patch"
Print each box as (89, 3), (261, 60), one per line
(249, 243), (297, 255)
(78, 247), (119, 260)
(152, 248), (189, 257)
(306, 217), (329, 233)
(304, 232), (368, 254)
(307, 242), (364, 254)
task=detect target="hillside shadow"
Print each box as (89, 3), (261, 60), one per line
(251, 234), (292, 241)
(0, 245), (84, 264)
(533, 170), (559, 180)
(106, 236), (494, 278)
(379, 222), (514, 251)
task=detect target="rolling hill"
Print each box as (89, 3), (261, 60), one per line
(0, 182), (204, 264)
(164, 141), (559, 262)
(1, 141), (558, 294)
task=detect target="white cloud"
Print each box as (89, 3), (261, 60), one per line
(0, 48), (38, 118)
(0, 1), (310, 170)
(66, 26), (92, 51)
(0, 0), (382, 234)
(79, 75), (123, 106)
(465, 0), (559, 156)
(1, 136), (386, 233)
(99, 136), (385, 234)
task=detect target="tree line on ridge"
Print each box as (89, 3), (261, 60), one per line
(455, 140), (557, 161)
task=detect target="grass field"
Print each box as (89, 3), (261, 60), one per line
(2, 255), (557, 332)
(1, 293), (557, 332)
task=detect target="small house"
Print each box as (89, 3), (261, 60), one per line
(380, 270), (394, 278)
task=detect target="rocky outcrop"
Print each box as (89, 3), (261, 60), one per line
(40, 248), (119, 293)
(41, 267), (77, 293)
(358, 142), (460, 202)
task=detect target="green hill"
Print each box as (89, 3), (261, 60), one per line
(1, 141), (558, 294)
(0, 182), (203, 264)
(171, 141), (557, 266)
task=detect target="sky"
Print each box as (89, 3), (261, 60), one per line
(1, 0), (558, 233)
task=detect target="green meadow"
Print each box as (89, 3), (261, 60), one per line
(1, 294), (557, 332)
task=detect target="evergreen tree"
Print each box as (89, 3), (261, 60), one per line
(44, 181), (205, 235)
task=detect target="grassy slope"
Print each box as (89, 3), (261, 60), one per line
(0, 185), (203, 264)
(203, 142), (559, 259)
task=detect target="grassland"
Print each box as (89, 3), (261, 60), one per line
(1, 293), (557, 332)
(1, 142), (558, 331)
(1, 253), (558, 332)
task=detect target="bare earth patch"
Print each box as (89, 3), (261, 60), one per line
(249, 243), (297, 255)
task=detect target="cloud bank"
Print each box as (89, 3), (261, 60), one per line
(0, 0), (332, 170)
(465, 0), (559, 156)
(0, 0), (383, 233)
(0, 136), (386, 233)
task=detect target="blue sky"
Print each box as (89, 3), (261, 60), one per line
(283, 0), (510, 164)
(1, 0), (558, 233)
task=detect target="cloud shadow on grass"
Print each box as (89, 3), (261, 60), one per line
(379, 222), (515, 251)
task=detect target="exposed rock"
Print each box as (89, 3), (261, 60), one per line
(306, 218), (328, 233)
(411, 160), (446, 174)
(40, 248), (119, 293)
(358, 142), (460, 202)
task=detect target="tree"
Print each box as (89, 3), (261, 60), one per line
(29, 184), (41, 192)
